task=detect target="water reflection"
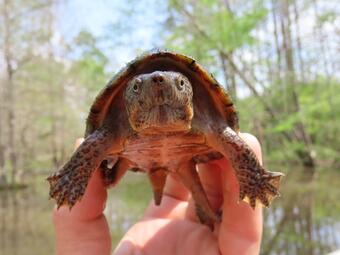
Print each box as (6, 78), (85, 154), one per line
(107, 170), (340, 254)
(0, 169), (339, 254)
(0, 178), (55, 255)
(261, 170), (340, 254)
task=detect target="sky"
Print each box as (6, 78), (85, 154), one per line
(58, 0), (120, 38)
(56, 0), (167, 68)
(52, 0), (339, 97)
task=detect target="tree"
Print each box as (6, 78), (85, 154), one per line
(164, 0), (340, 171)
(0, 0), (52, 184)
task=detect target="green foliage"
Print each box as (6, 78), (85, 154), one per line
(316, 10), (338, 27)
(1, 0), (339, 253)
(238, 78), (340, 166)
(165, 0), (340, 169)
(1, 25), (109, 172)
(70, 31), (109, 96)
(1, 0), (337, 177)
(166, 0), (267, 52)
(270, 112), (301, 133)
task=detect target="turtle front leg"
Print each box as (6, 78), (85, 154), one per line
(209, 127), (284, 209)
(176, 160), (220, 230)
(47, 128), (117, 209)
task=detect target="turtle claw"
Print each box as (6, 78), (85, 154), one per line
(47, 168), (88, 209)
(238, 170), (284, 209)
(47, 129), (115, 209)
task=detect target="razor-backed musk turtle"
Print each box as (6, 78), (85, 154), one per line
(48, 50), (283, 228)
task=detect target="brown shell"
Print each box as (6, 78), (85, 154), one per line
(85, 50), (238, 136)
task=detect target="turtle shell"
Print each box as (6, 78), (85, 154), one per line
(85, 50), (239, 136)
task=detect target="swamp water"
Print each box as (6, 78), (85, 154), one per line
(0, 168), (339, 255)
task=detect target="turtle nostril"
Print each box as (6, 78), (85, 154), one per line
(152, 74), (164, 83)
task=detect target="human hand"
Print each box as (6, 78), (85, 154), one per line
(53, 138), (111, 255)
(53, 133), (263, 255)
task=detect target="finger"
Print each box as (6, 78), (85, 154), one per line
(143, 196), (189, 220)
(197, 161), (224, 210)
(53, 167), (108, 221)
(218, 132), (263, 200)
(163, 174), (190, 202)
(75, 138), (85, 150)
(113, 240), (136, 255)
(218, 133), (263, 254)
(53, 138), (107, 221)
(144, 173), (190, 221)
(53, 210), (112, 255)
(184, 162), (225, 223)
(216, 132), (263, 196)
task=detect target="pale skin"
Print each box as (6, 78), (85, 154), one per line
(53, 133), (263, 255)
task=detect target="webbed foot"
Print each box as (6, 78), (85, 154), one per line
(47, 129), (113, 209)
(48, 165), (89, 208)
(238, 169), (283, 208)
(211, 127), (284, 209)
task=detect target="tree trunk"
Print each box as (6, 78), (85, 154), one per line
(0, 114), (6, 184)
(271, 0), (283, 85)
(219, 0), (237, 100)
(279, 0), (315, 171)
(219, 51), (237, 100)
(3, 0), (18, 184)
(46, 0), (61, 169)
(292, 0), (305, 82)
(0, 71), (6, 185)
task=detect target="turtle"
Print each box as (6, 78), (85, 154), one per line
(47, 50), (283, 229)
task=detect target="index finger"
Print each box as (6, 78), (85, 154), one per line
(53, 138), (107, 221)
(218, 133), (263, 254)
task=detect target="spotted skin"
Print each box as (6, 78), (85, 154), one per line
(47, 128), (112, 208)
(212, 127), (283, 209)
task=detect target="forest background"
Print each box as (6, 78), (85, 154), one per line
(0, 0), (339, 254)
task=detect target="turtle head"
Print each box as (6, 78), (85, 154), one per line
(124, 71), (193, 133)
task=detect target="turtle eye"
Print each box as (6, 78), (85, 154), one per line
(177, 78), (185, 90)
(132, 78), (142, 93)
(133, 84), (139, 93)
